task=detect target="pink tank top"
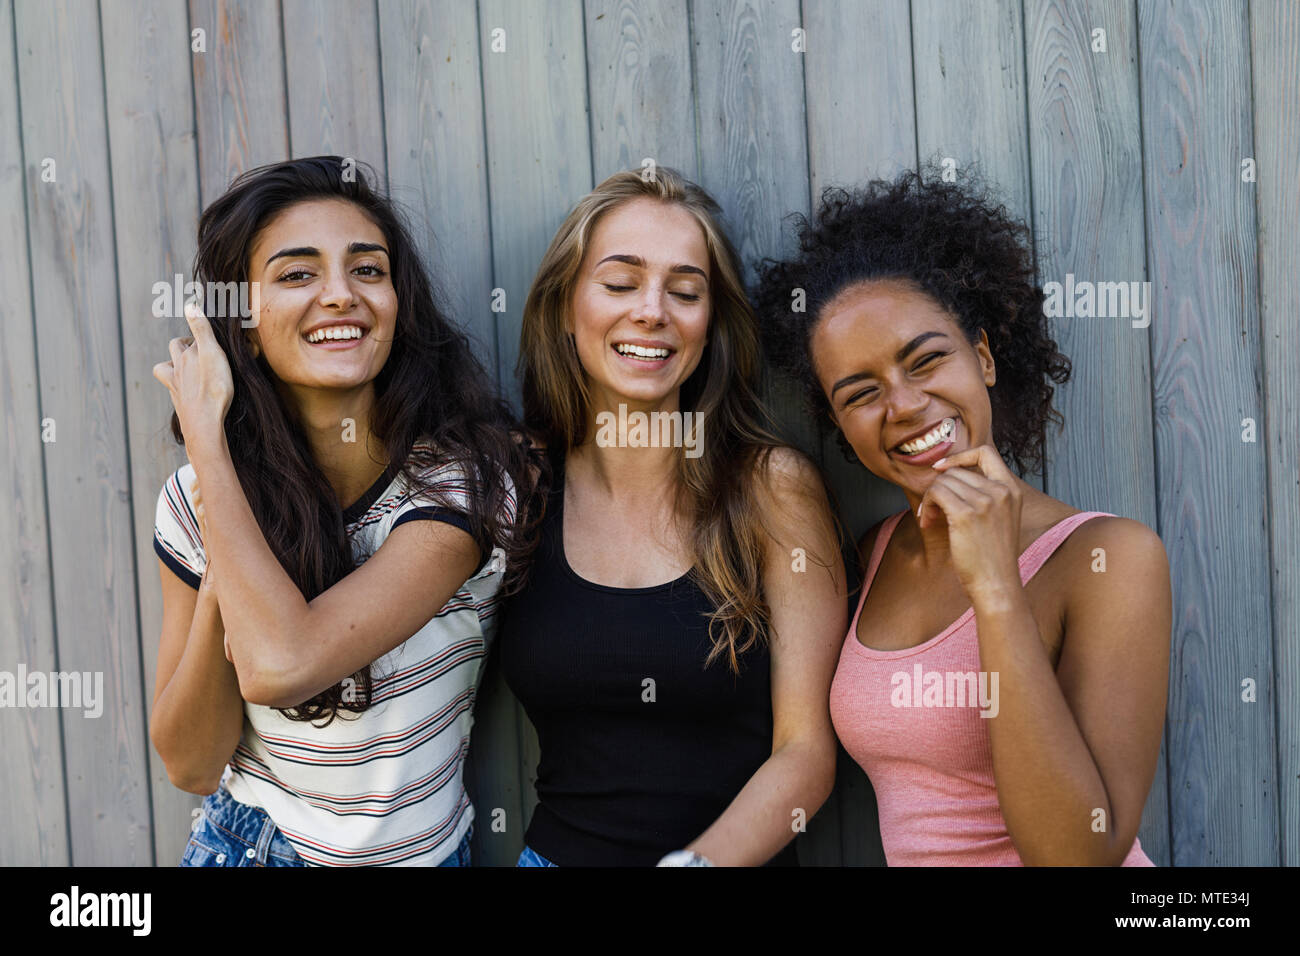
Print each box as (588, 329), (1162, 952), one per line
(829, 509), (1155, 866)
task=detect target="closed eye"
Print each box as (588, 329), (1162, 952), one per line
(913, 350), (947, 370)
(843, 387), (877, 407)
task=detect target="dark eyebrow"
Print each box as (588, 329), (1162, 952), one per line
(829, 332), (951, 396)
(595, 253), (706, 279)
(265, 242), (389, 268)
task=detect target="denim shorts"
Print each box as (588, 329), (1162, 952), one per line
(516, 845), (559, 867)
(180, 784), (473, 867)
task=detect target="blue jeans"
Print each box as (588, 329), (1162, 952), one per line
(516, 845), (559, 867)
(180, 784), (472, 867)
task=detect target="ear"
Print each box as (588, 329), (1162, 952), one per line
(245, 331), (261, 359)
(976, 328), (996, 387)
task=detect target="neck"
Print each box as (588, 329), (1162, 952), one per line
(571, 388), (683, 505)
(280, 381), (388, 507)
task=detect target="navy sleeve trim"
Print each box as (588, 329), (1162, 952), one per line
(154, 535), (202, 591)
(391, 507), (484, 564)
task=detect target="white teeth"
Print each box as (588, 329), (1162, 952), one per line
(897, 417), (955, 455)
(614, 343), (670, 359)
(306, 325), (364, 343)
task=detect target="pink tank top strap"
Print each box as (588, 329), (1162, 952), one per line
(1017, 511), (1116, 584)
(849, 510), (908, 631)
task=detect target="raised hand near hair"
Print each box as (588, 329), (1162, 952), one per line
(152, 301), (235, 442)
(918, 444), (1024, 604)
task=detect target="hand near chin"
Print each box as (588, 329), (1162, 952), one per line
(917, 444), (1024, 603)
(152, 301), (235, 443)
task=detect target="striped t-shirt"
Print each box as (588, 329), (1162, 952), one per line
(153, 441), (515, 865)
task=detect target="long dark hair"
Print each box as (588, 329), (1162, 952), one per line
(173, 155), (537, 724)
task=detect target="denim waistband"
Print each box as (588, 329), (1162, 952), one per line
(198, 784), (306, 865)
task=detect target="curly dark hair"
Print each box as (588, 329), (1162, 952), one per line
(753, 165), (1070, 477)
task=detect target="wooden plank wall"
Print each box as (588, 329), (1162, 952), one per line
(1, 0), (1293, 867)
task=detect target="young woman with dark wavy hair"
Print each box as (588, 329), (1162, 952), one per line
(149, 156), (532, 867)
(499, 168), (847, 867)
(754, 167), (1170, 866)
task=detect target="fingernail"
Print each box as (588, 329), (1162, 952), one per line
(932, 457), (947, 468)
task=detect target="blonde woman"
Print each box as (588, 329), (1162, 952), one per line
(498, 169), (846, 866)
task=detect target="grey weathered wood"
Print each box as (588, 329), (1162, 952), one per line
(14, 0), (153, 865)
(479, 0), (592, 404)
(1139, 0), (1277, 865)
(5, 0), (1293, 869)
(911, 0), (1034, 226)
(912, 0), (1041, 494)
(475, 0), (593, 864)
(189, 0), (290, 201)
(378, 0), (509, 867)
(0, 0), (70, 867)
(1025, 0), (1169, 866)
(1249, 0), (1300, 868)
(378, 0), (498, 375)
(802, 0), (913, 545)
(692, 0), (831, 862)
(585, 0), (697, 182)
(802, 0), (919, 866)
(284, 0), (387, 172)
(101, 0), (205, 867)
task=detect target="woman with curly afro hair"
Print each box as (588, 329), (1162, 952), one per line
(754, 167), (1170, 866)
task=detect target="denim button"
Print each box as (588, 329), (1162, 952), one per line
(215, 853), (226, 864)
(245, 847), (256, 859)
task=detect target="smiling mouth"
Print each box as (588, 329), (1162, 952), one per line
(304, 324), (368, 347)
(893, 417), (957, 457)
(611, 342), (674, 363)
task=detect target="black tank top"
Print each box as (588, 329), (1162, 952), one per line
(498, 452), (799, 866)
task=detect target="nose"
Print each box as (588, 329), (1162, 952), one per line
(629, 282), (667, 328)
(317, 265), (357, 311)
(884, 378), (928, 422)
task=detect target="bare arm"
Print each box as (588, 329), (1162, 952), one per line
(977, 518), (1170, 864)
(154, 306), (483, 709)
(924, 446), (1171, 864)
(149, 559), (244, 794)
(682, 449), (846, 865)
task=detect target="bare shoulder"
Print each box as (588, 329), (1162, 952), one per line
(1064, 514), (1167, 562)
(753, 445), (824, 507)
(1059, 514), (1170, 603)
(751, 445), (839, 550)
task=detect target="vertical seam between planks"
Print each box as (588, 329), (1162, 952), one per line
(1244, 0), (1283, 867)
(96, 0), (157, 867)
(1131, 0), (1174, 867)
(687, 0), (702, 184)
(474, 0), (502, 393)
(186, 0), (205, 207)
(374, 0), (389, 193)
(11, 0), (73, 868)
(1017, 0), (1045, 490)
(279, 0), (293, 155)
(579, 0), (596, 183)
(907, 0), (920, 170)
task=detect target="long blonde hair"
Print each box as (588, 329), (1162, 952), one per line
(518, 168), (799, 673)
